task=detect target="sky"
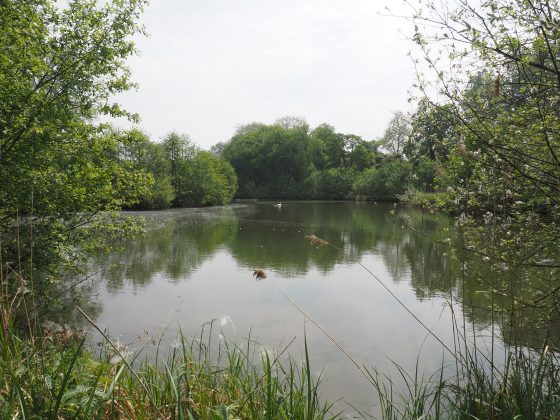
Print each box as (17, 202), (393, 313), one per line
(117, 0), (418, 149)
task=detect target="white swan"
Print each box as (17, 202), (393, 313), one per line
(274, 203), (282, 208)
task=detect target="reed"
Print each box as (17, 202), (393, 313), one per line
(300, 233), (560, 419)
(0, 316), (337, 419)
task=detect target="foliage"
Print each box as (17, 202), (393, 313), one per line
(118, 129), (174, 209)
(222, 118), (378, 199)
(309, 123), (345, 170)
(318, 167), (355, 199)
(406, 101), (456, 163)
(406, 0), (560, 324)
(397, 189), (454, 211)
(354, 157), (412, 199)
(353, 167), (378, 196)
(185, 151), (238, 206)
(161, 132), (237, 207)
(0, 0), (148, 283)
(410, 0), (560, 210)
(380, 111), (411, 157)
(0, 323), (336, 419)
(222, 121), (311, 198)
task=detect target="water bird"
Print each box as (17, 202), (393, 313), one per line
(274, 203), (282, 208)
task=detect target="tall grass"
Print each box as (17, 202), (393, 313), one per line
(300, 233), (560, 419)
(0, 317), (337, 419)
(361, 346), (560, 419)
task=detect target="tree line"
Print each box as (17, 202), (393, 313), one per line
(215, 114), (413, 200)
(2, 0), (559, 306)
(119, 130), (236, 210)
(126, 110), (437, 207)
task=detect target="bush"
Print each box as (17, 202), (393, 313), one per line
(353, 158), (411, 200)
(137, 175), (175, 209)
(318, 168), (355, 199)
(175, 152), (238, 207)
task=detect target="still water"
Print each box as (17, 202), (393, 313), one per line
(64, 201), (543, 414)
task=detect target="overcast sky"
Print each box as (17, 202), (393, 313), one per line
(117, 0), (417, 149)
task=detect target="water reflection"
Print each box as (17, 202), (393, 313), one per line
(68, 202), (559, 350)
(58, 201), (559, 413)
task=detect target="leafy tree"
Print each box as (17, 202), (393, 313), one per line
(274, 116), (309, 130)
(210, 141), (226, 157)
(353, 158), (412, 199)
(222, 125), (269, 197)
(0, 0), (147, 284)
(161, 132), (237, 207)
(162, 132), (198, 206)
(405, 100), (459, 191)
(318, 168), (355, 199)
(344, 134), (375, 171)
(119, 129), (174, 209)
(409, 0), (560, 331)
(353, 167), (378, 197)
(310, 124), (345, 169)
(223, 120), (384, 199)
(223, 121), (312, 198)
(411, 0), (560, 210)
(182, 152), (237, 206)
(407, 100), (456, 163)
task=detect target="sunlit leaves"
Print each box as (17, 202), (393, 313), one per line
(0, 0), (147, 284)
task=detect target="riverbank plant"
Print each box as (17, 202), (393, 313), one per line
(365, 344), (560, 419)
(0, 317), (336, 419)
(299, 232), (560, 419)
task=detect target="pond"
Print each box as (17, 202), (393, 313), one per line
(61, 201), (553, 415)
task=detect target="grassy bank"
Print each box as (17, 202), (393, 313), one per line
(397, 189), (455, 212)
(369, 346), (560, 419)
(2, 316), (559, 419)
(0, 321), (334, 419)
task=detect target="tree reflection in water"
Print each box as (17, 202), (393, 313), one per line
(61, 202), (559, 352)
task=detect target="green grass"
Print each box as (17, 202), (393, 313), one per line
(397, 189), (455, 212)
(365, 346), (560, 419)
(2, 314), (560, 419)
(0, 322), (337, 419)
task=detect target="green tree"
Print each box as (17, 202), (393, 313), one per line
(354, 157), (411, 199)
(183, 152), (237, 206)
(405, 100), (459, 191)
(162, 132), (198, 207)
(222, 120), (386, 199)
(344, 134), (375, 171)
(119, 129), (174, 209)
(412, 0), (560, 210)
(162, 132), (237, 207)
(318, 168), (355, 199)
(310, 124), (345, 169)
(407, 100), (456, 163)
(0, 0), (147, 284)
(410, 0), (560, 336)
(223, 121), (312, 198)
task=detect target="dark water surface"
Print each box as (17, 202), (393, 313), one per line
(65, 201), (540, 415)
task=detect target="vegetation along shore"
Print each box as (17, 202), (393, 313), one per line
(1, 0), (559, 418)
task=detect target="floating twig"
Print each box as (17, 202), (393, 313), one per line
(253, 269), (267, 281)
